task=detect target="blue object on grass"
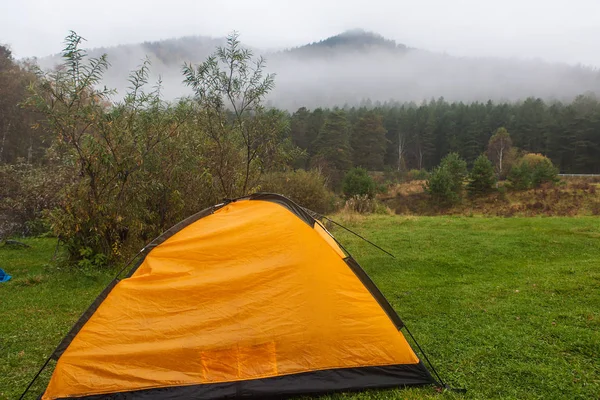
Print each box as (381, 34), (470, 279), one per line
(0, 268), (11, 282)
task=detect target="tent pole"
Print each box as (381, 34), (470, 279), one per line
(18, 354), (52, 399)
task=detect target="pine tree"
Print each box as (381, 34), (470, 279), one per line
(467, 154), (496, 196)
(312, 110), (352, 171)
(350, 111), (387, 170)
(306, 108), (326, 158)
(290, 107), (310, 150)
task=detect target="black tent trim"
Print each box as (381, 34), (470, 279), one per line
(55, 362), (434, 400)
(344, 256), (405, 330)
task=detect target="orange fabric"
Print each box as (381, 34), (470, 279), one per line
(314, 220), (346, 258)
(43, 200), (419, 399)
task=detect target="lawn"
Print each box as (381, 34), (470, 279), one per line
(1, 216), (599, 399)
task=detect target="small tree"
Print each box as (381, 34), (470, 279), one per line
(182, 32), (290, 198)
(508, 153), (559, 190)
(467, 154), (496, 196)
(342, 167), (377, 198)
(507, 162), (532, 190)
(487, 127), (513, 179)
(425, 152), (467, 206)
(426, 166), (459, 206)
(259, 169), (335, 214)
(440, 152), (467, 193)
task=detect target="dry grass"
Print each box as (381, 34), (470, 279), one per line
(13, 274), (47, 287)
(383, 180), (427, 198)
(380, 177), (600, 217)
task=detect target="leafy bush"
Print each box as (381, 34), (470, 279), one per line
(342, 167), (377, 198)
(425, 153), (467, 206)
(259, 169), (338, 214)
(0, 162), (67, 239)
(77, 246), (108, 270)
(467, 154), (496, 196)
(508, 153), (559, 190)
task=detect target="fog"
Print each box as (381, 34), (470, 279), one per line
(266, 46), (600, 109)
(37, 32), (600, 110)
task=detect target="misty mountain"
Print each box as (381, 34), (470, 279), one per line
(38, 30), (600, 109)
(284, 29), (408, 56)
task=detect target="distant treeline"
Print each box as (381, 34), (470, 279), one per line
(289, 96), (600, 175)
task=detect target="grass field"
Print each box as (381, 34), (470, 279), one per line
(1, 216), (599, 399)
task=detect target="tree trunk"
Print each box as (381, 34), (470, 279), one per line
(397, 131), (405, 171)
(498, 139), (504, 176)
(0, 122), (8, 164)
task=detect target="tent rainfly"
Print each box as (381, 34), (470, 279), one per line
(24, 193), (445, 399)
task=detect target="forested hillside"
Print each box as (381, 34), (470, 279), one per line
(290, 96), (600, 174)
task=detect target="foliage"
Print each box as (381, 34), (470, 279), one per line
(531, 158), (559, 187)
(507, 162), (531, 190)
(26, 32), (194, 264)
(467, 154), (496, 196)
(342, 167), (377, 199)
(441, 152), (468, 188)
(311, 110), (352, 172)
(486, 127), (513, 178)
(425, 153), (467, 206)
(288, 95), (600, 175)
(0, 161), (67, 239)
(258, 169), (337, 214)
(182, 32), (294, 198)
(77, 246), (108, 269)
(508, 153), (559, 190)
(350, 111), (387, 170)
(21, 31), (303, 266)
(0, 45), (45, 164)
(425, 166), (459, 207)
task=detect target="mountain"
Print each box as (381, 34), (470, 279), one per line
(284, 29), (407, 56)
(37, 30), (600, 109)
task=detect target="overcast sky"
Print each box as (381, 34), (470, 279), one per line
(1, 0), (599, 67)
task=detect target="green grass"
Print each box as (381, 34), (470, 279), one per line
(2, 217), (599, 399)
(0, 239), (115, 399)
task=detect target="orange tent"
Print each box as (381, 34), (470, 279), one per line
(37, 194), (436, 399)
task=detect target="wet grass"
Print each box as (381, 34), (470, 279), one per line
(2, 216), (599, 399)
